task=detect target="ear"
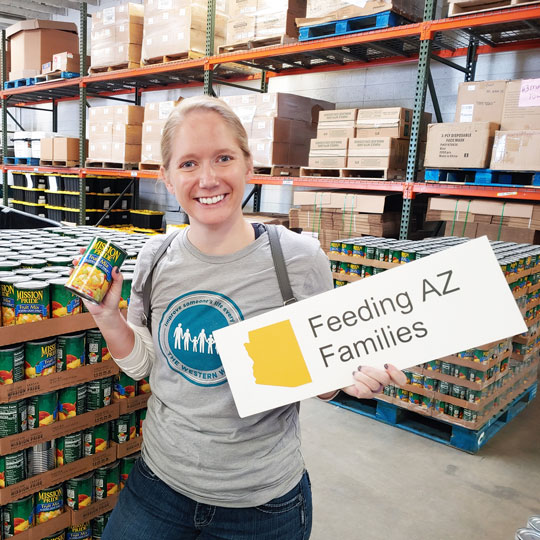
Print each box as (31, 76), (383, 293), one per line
(160, 166), (175, 195)
(245, 155), (254, 179)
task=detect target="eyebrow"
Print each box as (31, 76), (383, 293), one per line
(176, 148), (239, 164)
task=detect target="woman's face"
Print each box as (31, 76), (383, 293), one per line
(162, 109), (252, 230)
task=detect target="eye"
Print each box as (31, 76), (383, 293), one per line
(218, 155), (232, 163)
(180, 160), (196, 169)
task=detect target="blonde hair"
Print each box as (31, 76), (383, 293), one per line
(160, 95), (252, 171)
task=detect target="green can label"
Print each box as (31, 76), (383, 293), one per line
(35, 484), (63, 524)
(59, 384), (87, 420)
(14, 280), (49, 324)
(65, 237), (127, 304)
(28, 391), (58, 428)
(94, 460), (120, 500)
(390, 249), (401, 264)
(138, 408), (147, 437)
(92, 512), (110, 538)
(119, 273), (132, 309)
(4, 494), (34, 535)
(0, 399), (27, 437)
(0, 276), (27, 326)
(84, 422), (109, 456)
(66, 472), (94, 509)
(50, 278), (82, 318)
(113, 372), (137, 400)
(87, 330), (110, 363)
(67, 522), (92, 540)
(25, 338), (56, 378)
(57, 332), (86, 371)
(0, 344), (24, 385)
(112, 414), (130, 444)
(86, 377), (112, 411)
(57, 432), (83, 466)
(0, 450), (26, 488)
(120, 455), (137, 489)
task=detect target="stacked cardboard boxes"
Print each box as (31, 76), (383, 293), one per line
(142, 0), (227, 62)
(140, 100), (180, 166)
(88, 105), (144, 165)
(225, 0), (306, 46)
(221, 93), (334, 167)
(90, 3), (144, 70)
(40, 136), (87, 165)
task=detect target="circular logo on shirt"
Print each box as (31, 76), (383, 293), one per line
(158, 290), (243, 386)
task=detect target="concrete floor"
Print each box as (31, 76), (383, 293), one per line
(300, 384), (540, 540)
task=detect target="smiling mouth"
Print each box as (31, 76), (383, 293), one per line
(197, 194), (227, 205)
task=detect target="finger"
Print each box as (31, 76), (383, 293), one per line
(79, 247), (85, 254)
(102, 268), (123, 307)
(72, 258), (80, 267)
(343, 382), (376, 400)
(352, 369), (389, 393)
(354, 366), (391, 389)
(385, 363), (408, 386)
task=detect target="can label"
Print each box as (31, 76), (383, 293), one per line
(138, 408), (146, 437)
(113, 372), (136, 400)
(0, 344), (24, 384)
(50, 280), (82, 318)
(120, 456), (137, 489)
(67, 522), (92, 540)
(35, 484), (63, 524)
(59, 384), (87, 420)
(28, 391), (58, 428)
(0, 400), (27, 437)
(43, 531), (66, 540)
(25, 339), (56, 378)
(119, 276), (132, 309)
(0, 278), (25, 326)
(138, 377), (150, 395)
(66, 473), (94, 510)
(0, 451), (26, 487)
(65, 237), (127, 304)
(57, 333), (86, 371)
(15, 282), (49, 324)
(87, 330), (110, 363)
(92, 512), (109, 537)
(95, 461), (119, 500)
(57, 432), (83, 466)
(4, 494), (34, 535)
(112, 415), (129, 444)
(84, 422), (109, 456)
(87, 377), (112, 411)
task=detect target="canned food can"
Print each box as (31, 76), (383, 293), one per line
(420, 395), (433, 409)
(65, 237), (127, 304)
(0, 450), (27, 487)
(67, 522), (91, 540)
(446, 403), (454, 417)
(24, 338), (56, 378)
(396, 389), (409, 402)
(57, 332), (86, 371)
(409, 393), (421, 405)
(86, 377), (113, 411)
(14, 280), (49, 324)
(138, 377), (150, 395)
(3, 494), (34, 535)
(20, 259), (47, 269)
(362, 266), (374, 278)
(440, 361), (452, 375)
(138, 408), (147, 437)
(113, 372), (137, 400)
(27, 441), (56, 477)
(402, 371), (413, 384)
(329, 241), (341, 254)
(28, 391), (58, 429)
(330, 260), (338, 273)
(434, 400), (445, 414)
(46, 256), (73, 267)
(84, 422), (109, 456)
(438, 381), (451, 395)
(349, 263), (361, 276)
(411, 373), (424, 387)
(56, 432), (83, 466)
(49, 278), (82, 318)
(86, 329), (110, 363)
(111, 414), (130, 444)
(0, 276), (27, 326)
(352, 243), (365, 258)
(0, 261), (21, 272)
(35, 483), (63, 524)
(451, 385), (466, 400)
(463, 408), (474, 422)
(365, 246), (375, 260)
(473, 349), (489, 363)
(338, 262), (349, 274)
(119, 272), (133, 309)
(341, 242), (353, 256)
(66, 472), (94, 510)
(423, 377), (436, 391)
(453, 406), (463, 419)
(94, 460), (120, 500)
(120, 454), (139, 489)
(0, 399), (27, 437)
(466, 388), (481, 404)
(58, 384), (87, 420)
(424, 360), (440, 372)
(91, 511), (111, 539)
(334, 280), (347, 288)
(0, 344), (24, 385)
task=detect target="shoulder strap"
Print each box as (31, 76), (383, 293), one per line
(141, 230), (181, 333)
(267, 224), (297, 306)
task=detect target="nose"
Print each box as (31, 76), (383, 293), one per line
(198, 162), (219, 189)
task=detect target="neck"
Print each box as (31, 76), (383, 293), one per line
(187, 215), (255, 255)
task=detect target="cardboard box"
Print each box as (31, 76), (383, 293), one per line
(256, 93), (334, 123)
(52, 52), (82, 73)
(69, 492), (119, 527)
(113, 124), (143, 145)
(229, 0), (258, 17)
(89, 142), (112, 161)
(226, 16), (257, 44)
(309, 138), (349, 156)
(307, 156), (347, 168)
(501, 79), (540, 131)
(293, 190), (402, 213)
(356, 108), (431, 140)
(348, 137), (409, 157)
(53, 137), (81, 162)
(424, 122), (499, 169)
(427, 197), (538, 220)
(14, 511), (71, 540)
(347, 155), (406, 169)
(89, 106), (114, 124)
(248, 117), (315, 144)
(144, 100), (179, 122)
(250, 139), (307, 166)
(41, 61), (53, 75)
(141, 140), (162, 163)
(111, 142), (141, 163)
(117, 393), (150, 415)
(113, 105), (144, 125)
(93, 3), (144, 27)
(6, 20), (78, 81)
(40, 138), (54, 161)
(318, 108), (357, 127)
(116, 436), (143, 458)
(476, 223), (540, 243)
(490, 130), (540, 171)
(317, 127), (356, 139)
(88, 123), (113, 142)
(454, 80), (508, 124)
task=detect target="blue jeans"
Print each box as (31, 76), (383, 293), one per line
(102, 457), (312, 540)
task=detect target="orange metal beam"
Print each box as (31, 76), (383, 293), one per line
(412, 182), (540, 201)
(248, 176), (406, 192)
(3, 165), (80, 175)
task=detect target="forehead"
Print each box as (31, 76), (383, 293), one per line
(174, 109), (239, 146)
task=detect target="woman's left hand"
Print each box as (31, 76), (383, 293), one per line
(341, 363), (407, 400)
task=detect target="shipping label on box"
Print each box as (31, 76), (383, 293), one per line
(308, 156), (347, 168)
(318, 109), (357, 123)
(501, 79), (540, 131)
(317, 127), (356, 139)
(348, 137), (409, 157)
(309, 138), (349, 152)
(454, 80), (507, 124)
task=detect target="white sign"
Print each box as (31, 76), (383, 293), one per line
(214, 237), (527, 418)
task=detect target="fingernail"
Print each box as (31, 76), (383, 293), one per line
(115, 268), (119, 274)
(352, 370), (357, 376)
(384, 364), (389, 369)
(357, 365), (362, 371)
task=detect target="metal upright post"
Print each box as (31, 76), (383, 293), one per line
(79, 2), (88, 225)
(204, 0), (216, 96)
(52, 99), (58, 133)
(1, 29), (7, 206)
(399, 0), (437, 240)
(465, 35), (479, 82)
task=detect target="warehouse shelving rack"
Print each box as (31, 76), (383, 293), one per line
(1, 1), (540, 233)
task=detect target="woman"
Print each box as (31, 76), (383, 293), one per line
(82, 95), (406, 539)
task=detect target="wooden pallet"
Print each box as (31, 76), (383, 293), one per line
(89, 61), (140, 74)
(141, 50), (204, 65)
(253, 165), (300, 177)
(300, 167), (406, 180)
(219, 34), (297, 54)
(448, 0), (540, 16)
(40, 159), (79, 167)
(138, 162), (161, 171)
(85, 160), (138, 170)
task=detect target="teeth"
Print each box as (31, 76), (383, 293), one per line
(199, 195), (225, 205)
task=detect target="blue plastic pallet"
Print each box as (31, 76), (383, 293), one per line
(3, 78), (34, 90)
(4, 157), (40, 165)
(330, 382), (537, 453)
(299, 10), (409, 41)
(425, 168), (540, 187)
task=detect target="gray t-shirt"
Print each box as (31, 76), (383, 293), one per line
(127, 226), (333, 507)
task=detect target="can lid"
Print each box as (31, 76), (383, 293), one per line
(515, 529), (540, 540)
(20, 258), (47, 265)
(15, 280), (49, 290)
(47, 277), (69, 285)
(16, 268), (45, 276)
(0, 275), (28, 284)
(46, 256), (73, 264)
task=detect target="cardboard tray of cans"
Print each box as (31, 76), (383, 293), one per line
(117, 393), (150, 415)
(327, 252), (398, 270)
(69, 491), (119, 527)
(116, 435), (143, 459)
(12, 509), (71, 540)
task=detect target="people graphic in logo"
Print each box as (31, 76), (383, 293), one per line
(158, 291), (243, 386)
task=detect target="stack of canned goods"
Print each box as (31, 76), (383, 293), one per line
(113, 372), (151, 400)
(0, 226), (147, 327)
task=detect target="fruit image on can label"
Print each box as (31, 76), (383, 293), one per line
(57, 332), (86, 371)
(113, 372), (136, 400)
(353, 244), (365, 258)
(65, 237), (127, 304)
(56, 432), (83, 466)
(49, 278), (82, 318)
(138, 377), (150, 395)
(84, 422), (109, 456)
(0, 450), (26, 487)
(0, 276), (27, 326)
(119, 273), (132, 309)
(138, 408), (146, 437)
(58, 385), (87, 420)
(86, 377), (112, 411)
(0, 399), (27, 438)
(4, 494), (34, 535)
(0, 344), (24, 384)
(28, 391), (58, 429)
(25, 338), (56, 378)
(67, 521), (91, 539)
(411, 373), (424, 387)
(14, 281), (49, 324)
(423, 377), (436, 391)
(35, 483), (63, 524)
(95, 460), (120, 500)
(329, 241), (341, 253)
(66, 472), (94, 510)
